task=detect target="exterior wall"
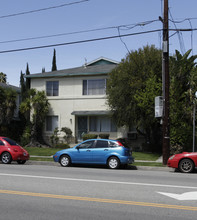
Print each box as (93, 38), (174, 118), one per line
(31, 75), (124, 144)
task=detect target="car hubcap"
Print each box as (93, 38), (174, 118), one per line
(61, 157), (69, 166)
(2, 153), (10, 163)
(182, 161), (192, 171)
(109, 159), (118, 168)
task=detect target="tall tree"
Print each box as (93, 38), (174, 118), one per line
(170, 50), (197, 150)
(0, 72), (7, 83)
(25, 63), (31, 90)
(107, 45), (162, 151)
(20, 89), (50, 146)
(52, 49), (57, 71)
(20, 71), (26, 101)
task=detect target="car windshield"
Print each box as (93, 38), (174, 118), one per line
(3, 137), (19, 146)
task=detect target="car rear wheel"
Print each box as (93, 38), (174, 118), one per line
(17, 160), (26, 164)
(178, 159), (194, 173)
(107, 156), (120, 169)
(60, 155), (71, 167)
(1, 152), (12, 164)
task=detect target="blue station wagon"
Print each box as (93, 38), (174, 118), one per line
(53, 139), (134, 169)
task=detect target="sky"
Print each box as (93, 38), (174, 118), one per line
(1, 0), (197, 86)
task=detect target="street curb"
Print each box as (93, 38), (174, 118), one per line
(26, 160), (174, 172)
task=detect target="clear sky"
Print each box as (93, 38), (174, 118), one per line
(1, 0), (197, 86)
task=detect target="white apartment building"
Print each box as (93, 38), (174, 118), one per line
(26, 57), (129, 143)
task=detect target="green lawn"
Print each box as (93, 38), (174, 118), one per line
(132, 152), (161, 161)
(24, 147), (61, 156)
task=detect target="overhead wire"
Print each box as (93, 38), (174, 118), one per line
(0, 28), (196, 54)
(169, 8), (186, 54)
(0, 0), (89, 19)
(0, 19), (160, 44)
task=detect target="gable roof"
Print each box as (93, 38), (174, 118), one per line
(26, 57), (118, 79)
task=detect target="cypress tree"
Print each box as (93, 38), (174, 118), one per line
(52, 49), (57, 71)
(25, 63), (31, 90)
(20, 71), (26, 101)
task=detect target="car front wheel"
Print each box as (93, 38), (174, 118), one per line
(179, 159), (194, 173)
(1, 152), (12, 164)
(107, 157), (120, 169)
(60, 155), (71, 167)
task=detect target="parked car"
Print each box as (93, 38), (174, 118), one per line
(53, 139), (134, 169)
(0, 137), (29, 164)
(167, 152), (197, 173)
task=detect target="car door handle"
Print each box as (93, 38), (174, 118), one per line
(86, 150), (91, 152)
(104, 149), (108, 151)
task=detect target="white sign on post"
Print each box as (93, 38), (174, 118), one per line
(155, 96), (163, 118)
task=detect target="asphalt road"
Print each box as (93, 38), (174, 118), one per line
(0, 162), (197, 220)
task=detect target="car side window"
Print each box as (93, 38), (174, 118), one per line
(109, 141), (118, 148)
(95, 140), (108, 148)
(78, 140), (94, 149)
(0, 140), (5, 146)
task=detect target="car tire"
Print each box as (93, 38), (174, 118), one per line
(60, 155), (71, 167)
(178, 159), (194, 173)
(17, 160), (26, 164)
(1, 152), (12, 164)
(107, 156), (120, 169)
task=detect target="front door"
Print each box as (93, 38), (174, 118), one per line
(77, 116), (88, 141)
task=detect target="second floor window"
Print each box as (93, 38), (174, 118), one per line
(46, 81), (59, 96)
(83, 79), (106, 95)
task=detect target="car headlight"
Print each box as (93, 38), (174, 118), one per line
(169, 155), (175, 160)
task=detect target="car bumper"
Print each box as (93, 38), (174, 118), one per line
(53, 154), (59, 162)
(167, 159), (179, 168)
(12, 153), (29, 161)
(120, 156), (134, 164)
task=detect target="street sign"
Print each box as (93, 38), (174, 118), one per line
(155, 96), (163, 118)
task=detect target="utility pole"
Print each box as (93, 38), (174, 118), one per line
(162, 0), (170, 165)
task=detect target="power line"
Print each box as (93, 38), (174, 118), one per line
(0, 19), (159, 44)
(0, 0), (89, 19)
(0, 28), (196, 54)
(169, 9), (186, 54)
(0, 29), (162, 54)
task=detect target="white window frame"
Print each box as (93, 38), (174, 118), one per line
(83, 79), (106, 95)
(46, 81), (59, 96)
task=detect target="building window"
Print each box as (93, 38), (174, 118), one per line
(46, 81), (59, 96)
(46, 116), (58, 132)
(89, 116), (117, 132)
(83, 79), (106, 95)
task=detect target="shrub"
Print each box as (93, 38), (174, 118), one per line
(99, 133), (110, 139)
(50, 127), (59, 147)
(55, 143), (70, 149)
(20, 125), (31, 146)
(170, 144), (183, 155)
(82, 134), (98, 141)
(61, 127), (73, 144)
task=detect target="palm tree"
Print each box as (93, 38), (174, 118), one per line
(20, 89), (50, 146)
(0, 72), (7, 83)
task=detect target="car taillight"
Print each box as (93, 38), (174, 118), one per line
(117, 141), (124, 146)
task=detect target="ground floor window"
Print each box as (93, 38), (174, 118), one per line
(46, 116), (58, 132)
(89, 116), (117, 132)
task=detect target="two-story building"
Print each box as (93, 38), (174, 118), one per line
(26, 57), (129, 144)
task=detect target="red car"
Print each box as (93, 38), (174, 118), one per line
(0, 137), (29, 164)
(167, 152), (197, 173)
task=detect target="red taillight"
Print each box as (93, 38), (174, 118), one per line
(117, 141), (124, 147)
